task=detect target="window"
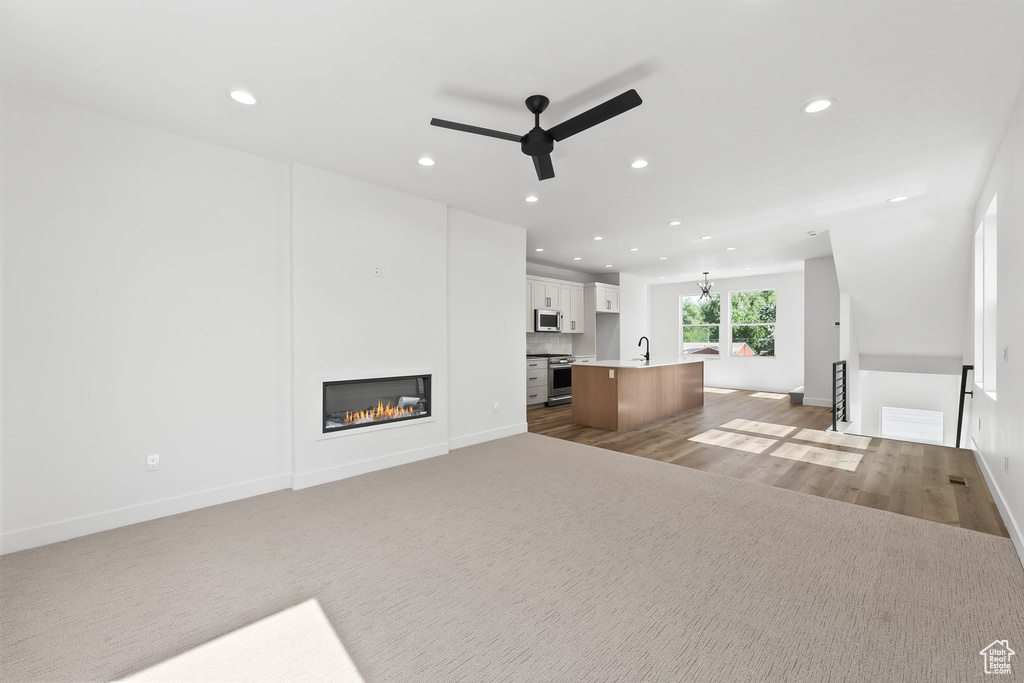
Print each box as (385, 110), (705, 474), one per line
(730, 290), (776, 357)
(974, 195), (997, 397)
(680, 294), (720, 356)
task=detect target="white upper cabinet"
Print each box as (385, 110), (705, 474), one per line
(595, 284), (620, 313)
(526, 276), (594, 334)
(560, 283), (584, 333)
(531, 279), (560, 310)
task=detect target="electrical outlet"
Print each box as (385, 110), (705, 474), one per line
(373, 266), (384, 277)
(146, 454), (160, 471)
(493, 401), (500, 413)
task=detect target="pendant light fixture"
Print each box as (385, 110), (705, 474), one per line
(697, 272), (714, 302)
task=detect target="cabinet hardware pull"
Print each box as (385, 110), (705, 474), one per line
(529, 394), (538, 398)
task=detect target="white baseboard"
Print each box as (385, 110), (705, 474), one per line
(1, 473), (292, 556)
(972, 438), (1024, 568)
(291, 442), (449, 490)
(802, 397), (834, 408)
(448, 422), (528, 451)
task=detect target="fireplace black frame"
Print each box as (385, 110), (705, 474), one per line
(322, 374), (432, 434)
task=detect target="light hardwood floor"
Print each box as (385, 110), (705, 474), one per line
(528, 387), (1009, 537)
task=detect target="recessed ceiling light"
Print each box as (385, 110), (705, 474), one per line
(660, 276), (666, 279)
(744, 267), (752, 271)
(658, 256), (668, 260)
(700, 235), (713, 240)
(807, 230), (819, 237)
(726, 247), (737, 251)
(593, 236), (603, 241)
(572, 257), (582, 261)
(534, 248), (544, 252)
(888, 196), (908, 203)
(629, 247), (639, 252)
(630, 160), (648, 169)
(605, 264), (613, 268)
(802, 98), (835, 114)
(525, 195), (539, 203)
(229, 90), (258, 105)
(668, 220), (681, 226)
(418, 157), (435, 166)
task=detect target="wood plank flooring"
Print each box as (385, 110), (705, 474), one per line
(528, 387), (1009, 537)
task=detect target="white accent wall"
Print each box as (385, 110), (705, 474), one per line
(447, 209), (527, 449)
(1, 89), (527, 553)
(618, 273), (650, 361)
(962, 81), (1024, 562)
(289, 164), (450, 488)
(803, 257), (840, 406)
(2, 89), (293, 550)
(856, 371), (960, 447)
(839, 293), (863, 431)
(649, 270), (805, 393)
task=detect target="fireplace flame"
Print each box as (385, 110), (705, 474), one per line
(344, 400), (416, 425)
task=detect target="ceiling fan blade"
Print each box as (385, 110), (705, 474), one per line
(430, 118), (522, 142)
(547, 89), (643, 142)
(533, 154), (555, 181)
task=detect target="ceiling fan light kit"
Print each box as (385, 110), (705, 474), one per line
(430, 89), (643, 181)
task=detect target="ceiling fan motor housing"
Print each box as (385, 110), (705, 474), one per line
(522, 127), (554, 157)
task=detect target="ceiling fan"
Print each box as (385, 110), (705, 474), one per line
(430, 89), (643, 181)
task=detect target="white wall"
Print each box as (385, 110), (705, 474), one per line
(650, 271), (805, 393)
(289, 164), (449, 488)
(963, 79), (1024, 561)
(803, 257), (840, 406)
(447, 209), (527, 449)
(2, 89), (292, 552)
(1, 91), (531, 553)
(618, 273), (649, 361)
(839, 293), (863, 430)
(857, 371), (960, 447)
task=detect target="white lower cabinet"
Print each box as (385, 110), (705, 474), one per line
(573, 356), (597, 365)
(527, 359), (548, 406)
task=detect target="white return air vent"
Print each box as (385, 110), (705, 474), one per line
(880, 406), (944, 445)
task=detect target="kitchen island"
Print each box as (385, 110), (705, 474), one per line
(571, 358), (704, 431)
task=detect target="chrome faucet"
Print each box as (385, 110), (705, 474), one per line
(638, 336), (650, 364)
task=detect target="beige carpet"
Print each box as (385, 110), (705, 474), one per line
(2, 432), (1023, 682)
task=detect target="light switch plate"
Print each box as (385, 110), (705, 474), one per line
(609, 369), (615, 379)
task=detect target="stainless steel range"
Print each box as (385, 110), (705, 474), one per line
(527, 353), (575, 407)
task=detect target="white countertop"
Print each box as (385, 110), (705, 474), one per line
(576, 358), (705, 369)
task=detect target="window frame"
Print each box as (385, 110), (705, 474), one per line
(729, 288), (777, 358)
(679, 293), (722, 357)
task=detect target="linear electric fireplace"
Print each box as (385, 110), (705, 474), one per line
(323, 374), (431, 433)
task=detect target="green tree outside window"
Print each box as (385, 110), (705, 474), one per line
(730, 290), (776, 357)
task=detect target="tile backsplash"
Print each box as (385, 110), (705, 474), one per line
(527, 333), (573, 355)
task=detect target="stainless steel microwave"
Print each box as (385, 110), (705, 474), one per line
(534, 309), (562, 332)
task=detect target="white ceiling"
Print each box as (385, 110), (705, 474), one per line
(2, 0), (1024, 283)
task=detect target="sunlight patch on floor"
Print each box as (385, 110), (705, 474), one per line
(704, 387), (737, 394)
(690, 429), (777, 455)
(794, 428), (872, 450)
(120, 599), (364, 682)
(750, 392), (788, 400)
(770, 442), (863, 472)
(720, 419), (796, 438)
